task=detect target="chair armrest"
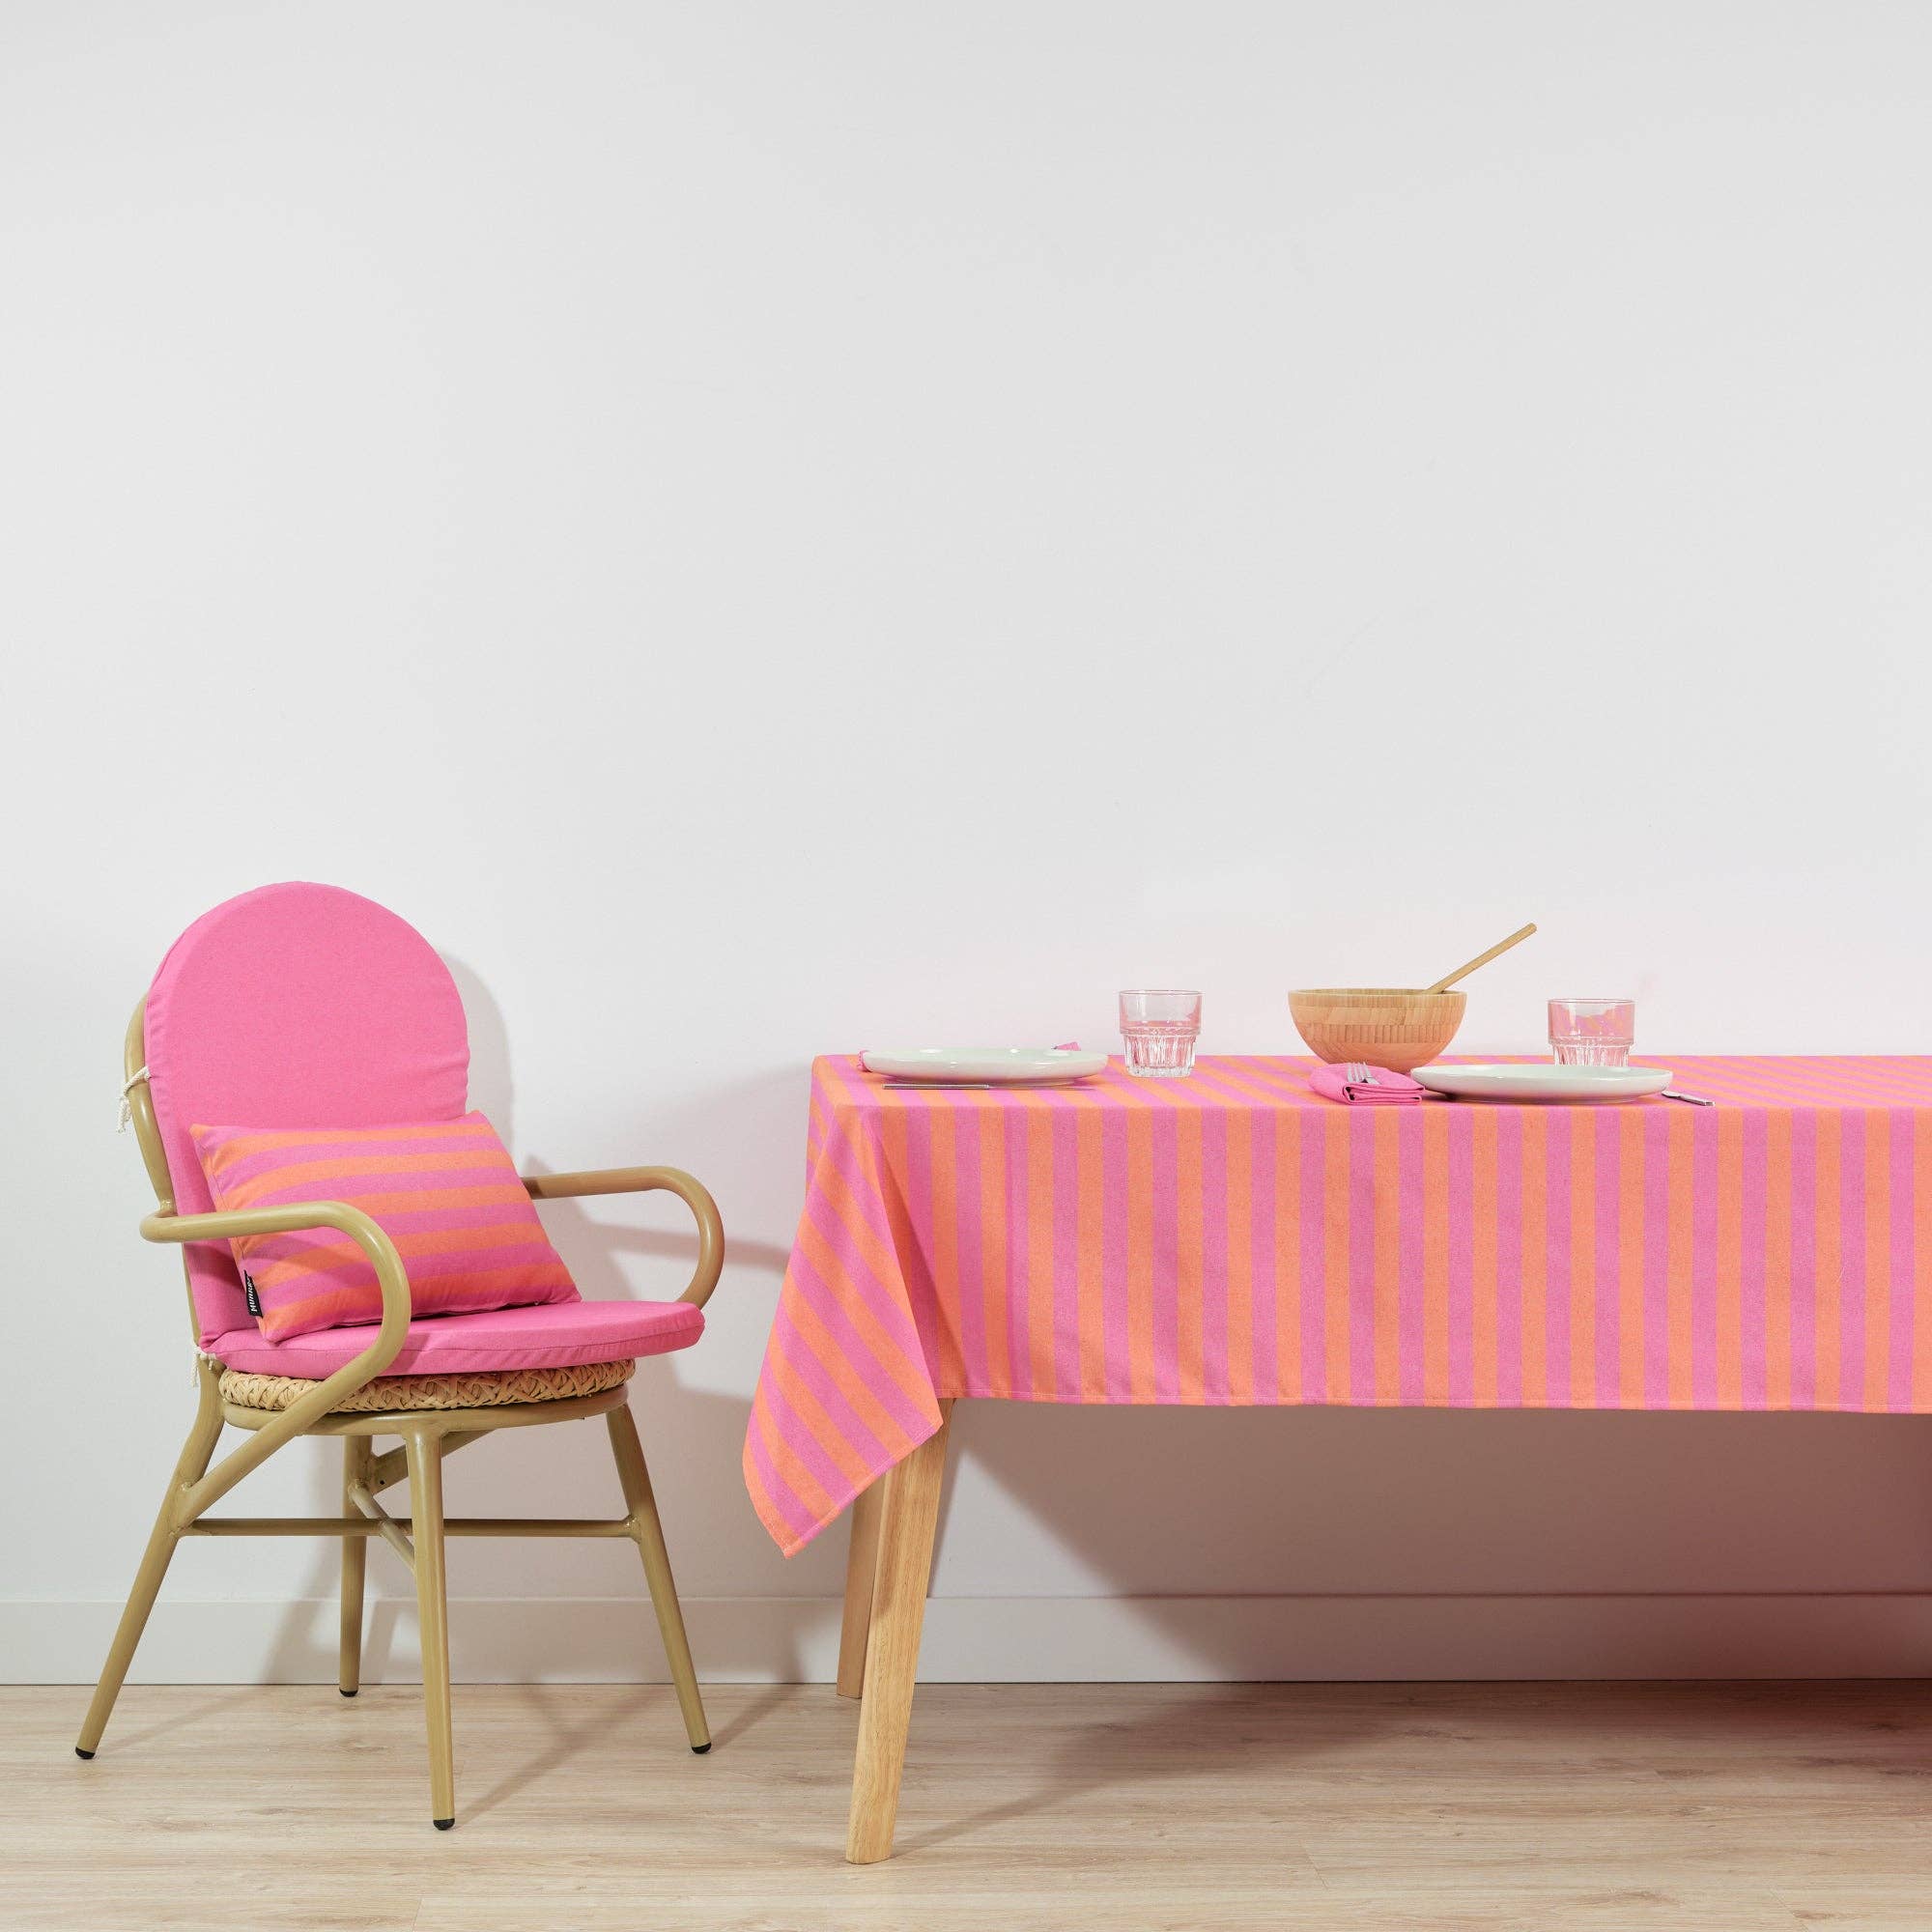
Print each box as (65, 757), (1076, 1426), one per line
(142, 1201), (413, 1455)
(521, 1166), (724, 1309)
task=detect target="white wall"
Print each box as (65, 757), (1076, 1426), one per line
(6, 1), (1932, 1686)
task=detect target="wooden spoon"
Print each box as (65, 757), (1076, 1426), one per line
(1425, 922), (1538, 995)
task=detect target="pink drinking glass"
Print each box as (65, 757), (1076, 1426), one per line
(1119, 989), (1201, 1078)
(1548, 998), (1635, 1067)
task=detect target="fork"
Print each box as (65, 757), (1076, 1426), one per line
(1344, 1061), (1378, 1087)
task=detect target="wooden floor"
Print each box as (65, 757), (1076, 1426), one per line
(4, 1681), (1931, 1930)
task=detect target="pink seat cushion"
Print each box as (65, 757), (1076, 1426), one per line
(207, 1298), (704, 1378)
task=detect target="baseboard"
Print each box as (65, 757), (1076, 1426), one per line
(8, 1592), (1932, 1685)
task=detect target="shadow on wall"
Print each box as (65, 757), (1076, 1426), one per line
(237, 1384), (810, 1686)
(223, 954), (818, 1677)
(438, 951), (813, 1601)
(937, 1399), (1932, 1677)
(441, 949), (797, 1295)
(441, 954), (515, 1136)
(244, 955), (1932, 1691)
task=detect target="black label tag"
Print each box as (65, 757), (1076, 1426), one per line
(243, 1271), (262, 1319)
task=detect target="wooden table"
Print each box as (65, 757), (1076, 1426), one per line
(743, 1054), (1932, 1861)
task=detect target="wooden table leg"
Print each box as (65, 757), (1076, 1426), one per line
(844, 1403), (952, 1864)
(836, 1476), (885, 1699)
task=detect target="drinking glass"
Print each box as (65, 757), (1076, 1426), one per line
(1120, 989), (1201, 1078)
(1548, 998), (1635, 1067)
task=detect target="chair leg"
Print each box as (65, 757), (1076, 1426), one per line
(605, 1403), (710, 1752)
(403, 1428), (456, 1829)
(76, 1361), (226, 1758)
(338, 1437), (371, 1696)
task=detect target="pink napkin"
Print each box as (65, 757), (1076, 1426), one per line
(1307, 1064), (1428, 1105)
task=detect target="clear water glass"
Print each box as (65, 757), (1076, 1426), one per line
(1120, 989), (1202, 1078)
(1548, 997), (1635, 1067)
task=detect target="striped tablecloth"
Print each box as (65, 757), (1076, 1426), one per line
(744, 1056), (1932, 1554)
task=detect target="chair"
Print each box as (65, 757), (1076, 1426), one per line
(75, 883), (724, 1828)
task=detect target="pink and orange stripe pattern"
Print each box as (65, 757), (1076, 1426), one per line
(745, 1056), (1932, 1553)
(191, 1113), (578, 1343)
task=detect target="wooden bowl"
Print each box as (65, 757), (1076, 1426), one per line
(1288, 987), (1466, 1073)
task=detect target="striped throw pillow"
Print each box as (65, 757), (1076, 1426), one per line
(189, 1113), (578, 1343)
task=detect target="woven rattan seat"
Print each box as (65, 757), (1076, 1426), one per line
(218, 1357), (635, 1413)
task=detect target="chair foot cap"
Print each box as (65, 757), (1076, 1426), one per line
(691, 1742), (712, 1754)
(339, 1689), (357, 1697)
(433, 1818), (454, 1831)
(74, 1747), (95, 1760)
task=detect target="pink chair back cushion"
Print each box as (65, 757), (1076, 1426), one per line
(145, 884), (473, 1346)
(191, 1114), (579, 1343)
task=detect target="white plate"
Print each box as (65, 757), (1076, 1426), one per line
(1414, 1063), (1673, 1103)
(860, 1046), (1110, 1085)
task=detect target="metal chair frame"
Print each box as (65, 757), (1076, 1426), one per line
(75, 1000), (724, 1829)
